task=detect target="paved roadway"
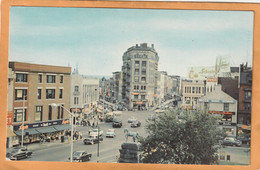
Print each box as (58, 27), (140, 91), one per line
(22, 110), (250, 165)
(25, 110), (151, 163)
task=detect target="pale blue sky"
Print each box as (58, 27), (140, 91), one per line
(9, 7), (253, 77)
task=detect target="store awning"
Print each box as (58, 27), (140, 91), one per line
(53, 124), (71, 131)
(36, 127), (57, 134)
(7, 127), (16, 137)
(14, 129), (39, 136)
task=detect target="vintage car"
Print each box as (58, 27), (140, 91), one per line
(89, 128), (103, 136)
(131, 120), (141, 128)
(68, 151), (92, 162)
(128, 117), (137, 123)
(112, 118), (122, 128)
(106, 129), (116, 138)
(6, 147), (32, 161)
(83, 135), (103, 145)
(221, 137), (242, 147)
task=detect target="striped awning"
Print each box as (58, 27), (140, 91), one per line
(14, 129), (39, 136)
(36, 126), (57, 134)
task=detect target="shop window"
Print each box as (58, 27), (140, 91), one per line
(60, 75), (63, 83)
(14, 109), (27, 122)
(48, 105), (52, 120)
(16, 73), (27, 83)
(38, 74), (42, 83)
(15, 89), (27, 100)
(61, 104), (64, 119)
(222, 114), (232, 122)
(59, 89), (63, 99)
(74, 85), (79, 92)
(38, 89), (42, 100)
(224, 103), (229, 111)
(142, 61), (146, 67)
(35, 106), (42, 122)
(245, 91), (252, 100)
(134, 95), (138, 99)
(46, 89), (55, 99)
(46, 75), (56, 83)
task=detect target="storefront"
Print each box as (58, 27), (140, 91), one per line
(13, 119), (71, 145)
(219, 122), (237, 137)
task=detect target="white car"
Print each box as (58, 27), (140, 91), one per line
(89, 129), (103, 136)
(106, 129), (116, 138)
(128, 117), (137, 123)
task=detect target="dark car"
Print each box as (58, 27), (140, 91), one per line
(131, 120), (141, 128)
(221, 137), (242, 147)
(237, 136), (251, 144)
(68, 151), (92, 162)
(113, 118), (122, 128)
(6, 147), (32, 160)
(83, 135), (103, 145)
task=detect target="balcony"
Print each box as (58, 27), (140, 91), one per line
(73, 91), (80, 96)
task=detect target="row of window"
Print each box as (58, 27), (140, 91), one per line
(134, 76), (146, 82)
(184, 86), (202, 94)
(15, 89), (63, 101)
(135, 60), (147, 67)
(13, 105), (64, 122)
(16, 73), (63, 84)
(133, 85), (146, 90)
(134, 94), (146, 100)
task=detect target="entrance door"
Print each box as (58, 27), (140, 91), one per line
(138, 105), (141, 111)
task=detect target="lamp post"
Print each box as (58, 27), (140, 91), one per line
(21, 95), (26, 147)
(51, 103), (74, 162)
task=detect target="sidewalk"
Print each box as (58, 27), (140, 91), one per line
(7, 138), (83, 153)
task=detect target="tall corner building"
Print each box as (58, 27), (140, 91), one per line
(121, 43), (159, 110)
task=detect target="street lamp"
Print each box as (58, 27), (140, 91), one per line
(21, 95), (27, 147)
(51, 103), (74, 162)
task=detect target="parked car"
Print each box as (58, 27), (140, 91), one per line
(6, 147), (32, 160)
(131, 120), (141, 128)
(68, 151), (92, 162)
(221, 137), (242, 147)
(89, 128), (103, 136)
(113, 118), (122, 128)
(83, 135), (103, 145)
(106, 129), (116, 138)
(128, 117), (137, 123)
(237, 136), (251, 144)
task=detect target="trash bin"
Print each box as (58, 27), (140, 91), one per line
(61, 136), (65, 143)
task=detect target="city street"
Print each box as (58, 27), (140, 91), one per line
(11, 109), (250, 165)
(24, 110), (151, 163)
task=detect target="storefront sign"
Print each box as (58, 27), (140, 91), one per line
(7, 114), (13, 125)
(208, 111), (234, 115)
(14, 119), (69, 131)
(135, 101), (144, 104)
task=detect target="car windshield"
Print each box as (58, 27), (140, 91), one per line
(73, 152), (82, 157)
(108, 129), (114, 132)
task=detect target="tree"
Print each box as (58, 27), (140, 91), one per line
(139, 109), (225, 164)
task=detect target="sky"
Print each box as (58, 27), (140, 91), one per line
(9, 7), (254, 77)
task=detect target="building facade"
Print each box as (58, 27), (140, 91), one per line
(237, 64), (252, 125)
(181, 80), (205, 109)
(70, 72), (99, 117)
(198, 85), (238, 137)
(121, 43), (159, 110)
(8, 62), (71, 145)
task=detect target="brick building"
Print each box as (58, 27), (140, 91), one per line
(8, 62), (71, 146)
